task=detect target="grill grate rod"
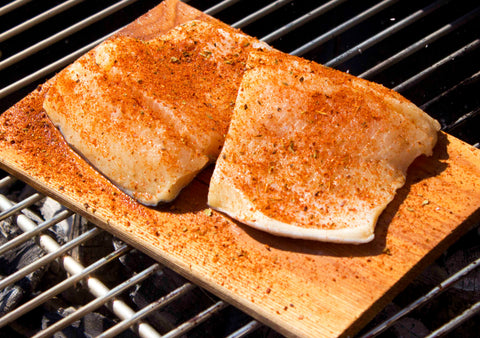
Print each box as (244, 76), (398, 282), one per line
(0, 0), (140, 72)
(0, 175), (16, 188)
(443, 107), (480, 133)
(226, 319), (262, 338)
(0, 209), (73, 256)
(162, 300), (229, 338)
(0, 221), (100, 291)
(420, 69), (480, 111)
(0, 0), (32, 16)
(427, 300), (480, 338)
(359, 6), (480, 79)
(260, 0), (347, 44)
(231, 0), (292, 29)
(393, 38), (480, 93)
(359, 254), (480, 338)
(290, 0), (400, 56)
(324, 0), (449, 68)
(32, 263), (162, 338)
(204, 0), (241, 16)
(0, 27), (123, 100)
(0, 244), (131, 328)
(98, 282), (196, 338)
(0, 193), (44, 221)
(0, 0), (85, 43)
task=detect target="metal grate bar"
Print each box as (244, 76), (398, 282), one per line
(98, 282), (197, 338)
(359, 255), (480, 337)
(0, 27), (122, 100)
(0, 0), (32, 16)
(260, 0), (348, 43)
(0, 225), (100, 291)
(393, 38), (480, 92)
(325, 0), (449, 68)
(162, 300), (229, 338)
(394, 38), (480, 93)
(231, 0), (292, 29)
(443, 107), (480, 132)
(420, 69), (480, 111)
(0, 175), (16, 189)
(226, 319), (262, 338)
(426, 300), (480, 338)
(290, 0), (400, 56)
(32, 263), (162, 338)
(0, 0), (86, 43)
(359, 6), (480, 79)
(204, 0), (242, 16)
(0, 0), (139, 72)
(0, 209), (73, 256)
(0, 244), (131, 327)
(0, 193), (44, 221)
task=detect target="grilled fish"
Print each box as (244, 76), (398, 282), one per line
(43, 20), (269, 205)
(208, 50), (440, 243)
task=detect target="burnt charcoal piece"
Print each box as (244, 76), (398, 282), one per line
(0, 238), (46, 317)
(41, 307), (136, 338)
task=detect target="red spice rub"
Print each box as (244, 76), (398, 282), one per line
(208, 50), (440, 243)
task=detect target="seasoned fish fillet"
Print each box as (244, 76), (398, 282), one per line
(43, 20), (269, 205)
(44, 61), (209, 204)
(208, 50), (440, 243)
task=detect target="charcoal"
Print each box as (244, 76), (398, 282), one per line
(113, 239), (156, 272)
(446, 246), (480, 294)
(385, 304), (430, 337)
(0, 235), (46, 317)
(39, 198), (73, 244)
(0, 285), (25, 316)
(41, 306), (136, 338)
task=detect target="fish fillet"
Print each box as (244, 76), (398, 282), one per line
(208, 50), (440, 243)
(43, 20), (269, 205)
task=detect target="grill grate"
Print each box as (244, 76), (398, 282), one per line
(1, 0), (479, 337)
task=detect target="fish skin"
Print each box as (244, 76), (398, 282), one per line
(208, 50), (440, 243)
(43, 20), (269, 205)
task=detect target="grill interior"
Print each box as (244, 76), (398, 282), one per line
(1, 0), (479, 337)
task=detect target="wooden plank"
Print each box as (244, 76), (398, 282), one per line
(1, 1), (480, 336)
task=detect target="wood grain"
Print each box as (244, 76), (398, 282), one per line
(1, 1), (480, 336)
